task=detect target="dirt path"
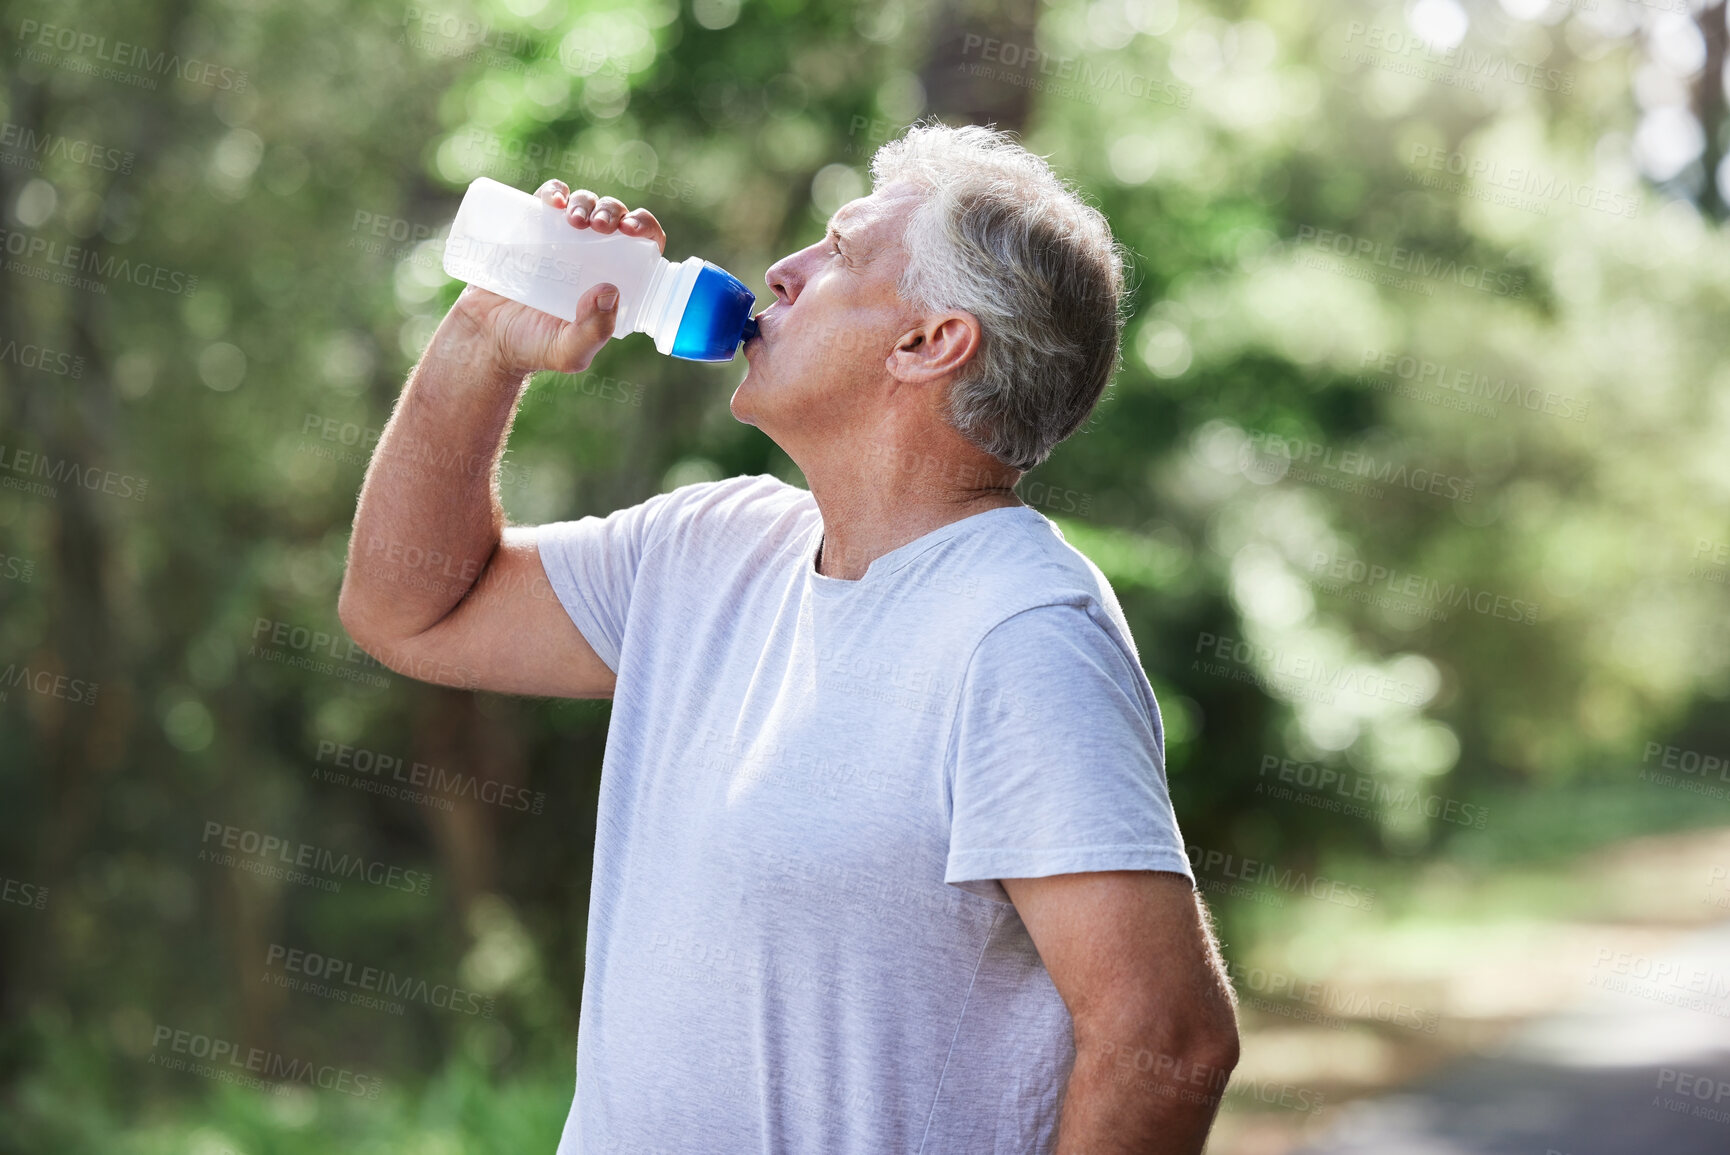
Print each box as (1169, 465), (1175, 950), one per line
(1290, 918), (1730, 1154)
(1203, 826), (1730, 1154)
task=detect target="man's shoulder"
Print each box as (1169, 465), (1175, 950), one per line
(662, 471), (811, 515)
(940, 507), (1123, 607)
(935, 508), (1144, 664)
(648, 472), (815, 551)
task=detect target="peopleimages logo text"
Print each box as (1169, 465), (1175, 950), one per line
(1295, 225), (1524, 298)
(0, 226), (198, 296)
(0, 443), (149, 501)
(200, 821), (432, 895)
(150, 1025), (381, 1098)
(1186, 844), (1378, 909)
(1343, 22), (1573, 94)
(15, 21), (249, 91)
(0, 121), (133, 173)
(265, 942), (495, 1017)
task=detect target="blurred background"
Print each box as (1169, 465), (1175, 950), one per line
(3, 0), (1730, 1151)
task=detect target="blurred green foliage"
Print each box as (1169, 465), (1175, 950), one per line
(2, 0), (1729, 1148)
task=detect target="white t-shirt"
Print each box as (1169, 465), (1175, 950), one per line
(536, 473), (1193, 1155)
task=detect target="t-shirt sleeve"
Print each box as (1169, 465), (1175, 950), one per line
(944, 602), (1194, 904)
(532, 486), (689, 674)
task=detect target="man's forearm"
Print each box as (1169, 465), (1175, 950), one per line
(340, 313), (529, 642)
(1054, 1028), (1237, 1154)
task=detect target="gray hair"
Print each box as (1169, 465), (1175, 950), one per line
(869, 120), (1129, 473)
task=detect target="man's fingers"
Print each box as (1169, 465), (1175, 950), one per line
(589, 196), (630, 231)
(565, 188), (599, 226)
(558, 190), (659, 248)
(535, 179), (569, 208)
(620, 208), (667, 254)
(545, 282), (623, 373)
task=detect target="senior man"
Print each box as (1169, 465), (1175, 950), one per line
(340, 121), (1239, 1154)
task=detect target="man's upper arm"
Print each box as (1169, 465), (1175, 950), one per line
(943, 603), (1192, 902)
(369, 526), (617, 698)
(1002, 870), (1237, 1045)
(359, 475), (775, 699)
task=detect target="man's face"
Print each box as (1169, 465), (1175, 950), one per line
(731, 180), (926, 448)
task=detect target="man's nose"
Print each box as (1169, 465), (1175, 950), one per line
(766, 242), (824, 304)
(765, 258), (796, 305)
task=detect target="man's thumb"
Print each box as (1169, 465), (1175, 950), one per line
(596, 285), (618, 312)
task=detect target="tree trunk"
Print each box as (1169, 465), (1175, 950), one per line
(917, 0), (1040, 133)
(1694, 2), (1727, 219)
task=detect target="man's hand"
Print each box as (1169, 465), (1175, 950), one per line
(446, 181), (669, 378)
(337, 182), (669, 698)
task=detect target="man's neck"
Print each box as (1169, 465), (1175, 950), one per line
(805, 450), (1024, 581)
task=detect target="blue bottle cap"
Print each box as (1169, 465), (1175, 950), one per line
(671, 262), (758, 362)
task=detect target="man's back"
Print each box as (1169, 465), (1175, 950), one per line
(537, 473), (1192, 1155)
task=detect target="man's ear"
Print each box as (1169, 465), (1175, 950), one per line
(888, 312), (981, 384)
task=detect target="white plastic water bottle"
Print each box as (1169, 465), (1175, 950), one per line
(441, 177), (758, 362)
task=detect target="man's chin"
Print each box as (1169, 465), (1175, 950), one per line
(730, 358), (794, 431)
(728, 380), (759, 428)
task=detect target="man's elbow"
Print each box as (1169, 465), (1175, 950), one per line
(1188, 979), (1242, 1070)
(336, 565), (410, 662)
(1196, 1012), (1240, 1079)
(1160, 1001), (1239, 1083)
(337, 592), (413, 679)
(336, 572), (377, 650)
(1076, 997), (1240, 1082)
